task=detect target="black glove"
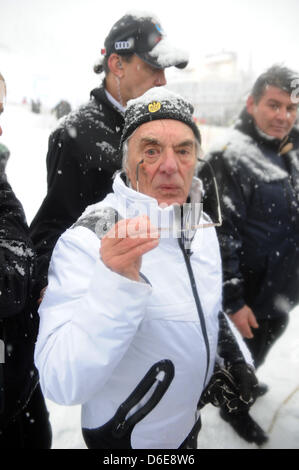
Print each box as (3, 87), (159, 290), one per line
(198, 361), (258, 414)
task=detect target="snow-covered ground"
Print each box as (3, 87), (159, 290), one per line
(2, 103), (299, 449)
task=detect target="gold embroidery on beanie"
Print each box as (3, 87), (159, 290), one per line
(148, 101), (161, 113)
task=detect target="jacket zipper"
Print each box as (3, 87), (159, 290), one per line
(178, 238), (211, 387)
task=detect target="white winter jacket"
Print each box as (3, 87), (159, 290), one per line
(35, 173), (239, 449)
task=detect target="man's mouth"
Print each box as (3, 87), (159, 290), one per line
(159, 185), (180, 191)
(271, 125), (287, 131)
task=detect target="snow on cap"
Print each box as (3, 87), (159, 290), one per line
(120, 87), (201, 147)
(102, 12), (188, 70)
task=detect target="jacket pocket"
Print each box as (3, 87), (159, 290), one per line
(82, 359), (174, 449)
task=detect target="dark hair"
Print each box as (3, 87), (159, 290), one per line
(93, 53), (135, 75)
(251, 64), (299, 103)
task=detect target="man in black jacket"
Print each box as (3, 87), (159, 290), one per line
(29, 12), (188, 296)
(200, 65), (299, 445)
(0, 73), (51, 448)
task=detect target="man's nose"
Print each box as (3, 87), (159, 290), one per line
(159, 149), (178, 174)
(276, 107), (288, 121)
(154, 70), (167, 87)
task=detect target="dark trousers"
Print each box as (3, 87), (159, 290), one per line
(244, 315), (289, 369)
(0, 384), (52, 449)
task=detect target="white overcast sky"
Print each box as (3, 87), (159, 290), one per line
(1, 0), (299, 106)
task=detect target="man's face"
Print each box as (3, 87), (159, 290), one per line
(121, 55), (167, 104)
(247, 85), (298, 140)
(126, 119), (197, 206)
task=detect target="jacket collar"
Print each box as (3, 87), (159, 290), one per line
(235, 107), (299, 155)
(90, 81), (125, 117)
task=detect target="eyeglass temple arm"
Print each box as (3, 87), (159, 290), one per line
(198, 157), (223, 226)
(136, 159), (144, 193)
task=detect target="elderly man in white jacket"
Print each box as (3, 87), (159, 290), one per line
(35, 88), (256, 449)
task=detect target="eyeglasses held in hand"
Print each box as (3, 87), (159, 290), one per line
(135, 157), (222, 232)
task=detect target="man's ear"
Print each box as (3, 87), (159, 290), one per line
(108, 54), (124, 78)
(246, 95), (255, 116)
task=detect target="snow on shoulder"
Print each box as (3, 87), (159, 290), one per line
(208, 128), (289, 183)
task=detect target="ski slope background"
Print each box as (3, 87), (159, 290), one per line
(2, 102), (299, 449)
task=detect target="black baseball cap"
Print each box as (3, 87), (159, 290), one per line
(101, 13), (189, 70)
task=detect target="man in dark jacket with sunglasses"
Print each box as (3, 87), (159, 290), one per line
(200, 65), (299, 446)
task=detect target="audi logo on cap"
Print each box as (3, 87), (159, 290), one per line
(115, 40), (132, 50)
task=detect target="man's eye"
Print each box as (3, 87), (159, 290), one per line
(146, 149), (158, 156)
(287, 106), (297, 113)
(178, 148), (192, 158)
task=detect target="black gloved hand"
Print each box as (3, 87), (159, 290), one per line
(198, 361), (258, 414)
(227, 362), (258, 404)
